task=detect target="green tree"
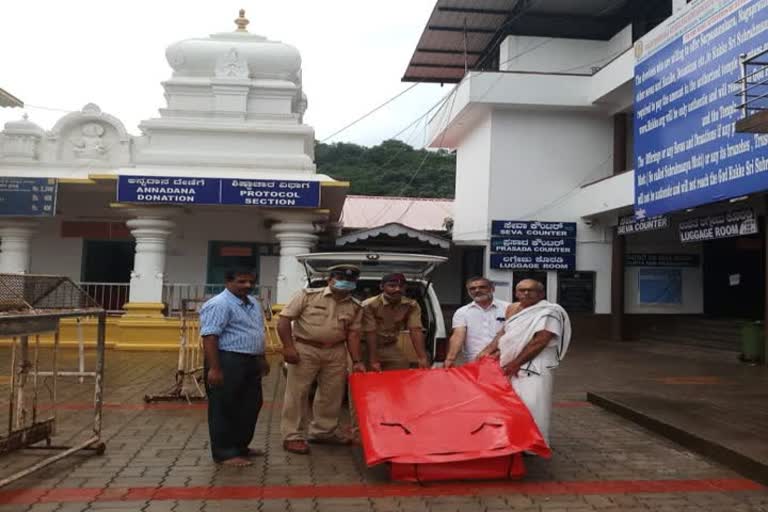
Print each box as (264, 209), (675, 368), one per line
(315, 140), (456, 198)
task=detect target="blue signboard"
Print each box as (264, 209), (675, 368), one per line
(638, 269), (683, 305)
(634, 0), (768, 218)
(0, 178), (57, 217)
(491, 220), (577, 237)
(117, 176), (321, 208)
(221, 179), (321, 207)
(490, 219), (577, 271)
(491, 237), (576, 255)
(117, 176), (220, 204)
(491, 254), (576, 271)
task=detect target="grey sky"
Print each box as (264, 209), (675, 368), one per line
(0, 0), (449, 147)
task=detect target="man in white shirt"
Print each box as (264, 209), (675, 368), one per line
(444, 277), (510, 367)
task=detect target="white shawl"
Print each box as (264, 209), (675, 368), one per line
(498, 300), (572, 368)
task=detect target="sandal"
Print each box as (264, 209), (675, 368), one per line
(283, 439), (310, 454)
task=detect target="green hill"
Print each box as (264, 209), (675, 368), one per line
(315, 140), (456, 198)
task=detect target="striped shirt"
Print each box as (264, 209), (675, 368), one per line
(199, 289), (265, 355)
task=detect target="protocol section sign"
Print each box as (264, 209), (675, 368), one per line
(633, 0), (768, 218)
(0, 178), (57, 217)
(117, 176), (321, 208)
(490, 220), (577, 271)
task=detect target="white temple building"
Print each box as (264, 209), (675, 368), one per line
(0, 11), (349, 348)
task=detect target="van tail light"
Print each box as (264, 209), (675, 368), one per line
(434, 337), (447, 362)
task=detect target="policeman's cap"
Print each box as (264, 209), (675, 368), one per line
(381, 273), (406, 285)
(328, 264), (361, 280)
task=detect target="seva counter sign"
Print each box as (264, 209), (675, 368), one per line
(117, 175), (321, 208)
(490, 220), (577, 271)
(634, 0), (768, 218)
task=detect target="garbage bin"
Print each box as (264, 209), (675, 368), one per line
(740, 321), (765, 363)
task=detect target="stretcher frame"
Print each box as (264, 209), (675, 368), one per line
(0, 274), (106, 488)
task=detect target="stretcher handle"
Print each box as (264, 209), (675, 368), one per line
(470, 421), (503, 435)
(380, 422), (411, 435)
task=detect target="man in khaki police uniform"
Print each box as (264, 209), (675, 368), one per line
(362, 273), (429, 370)
(277, 264), (365, 455)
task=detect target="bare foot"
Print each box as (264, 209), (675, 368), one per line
(219, 457), (252, 467)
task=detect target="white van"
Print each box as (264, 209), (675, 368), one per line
(295, 252), (448, 364)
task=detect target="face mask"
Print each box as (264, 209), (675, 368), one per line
(333, 280), (357, 291)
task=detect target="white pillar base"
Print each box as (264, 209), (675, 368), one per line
(0, 219), (38, 274)
(272, 221), (318, 304)
(126, 210), (176, 305)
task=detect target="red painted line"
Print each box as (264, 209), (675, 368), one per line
(44, 401), (275, 411)
(0, 478), (761, 505)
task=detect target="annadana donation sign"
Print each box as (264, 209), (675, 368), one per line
(117, 176), (321, 208)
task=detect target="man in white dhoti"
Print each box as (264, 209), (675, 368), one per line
(476, 279), (571, 446)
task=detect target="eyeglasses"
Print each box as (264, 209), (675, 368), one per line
(516, 288), (540, 294)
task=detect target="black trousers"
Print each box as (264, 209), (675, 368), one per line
(204, 351), (264, 462)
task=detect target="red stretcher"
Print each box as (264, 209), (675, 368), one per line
(349, 357), (551, 482)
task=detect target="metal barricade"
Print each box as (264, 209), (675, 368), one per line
(143, 293), (276, 403)
(737, 48), (768, 117)
(0, 274), (106, 489)
(144, 298), (206, 403)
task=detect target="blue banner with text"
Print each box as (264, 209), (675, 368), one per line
(634, 0), (768, 218)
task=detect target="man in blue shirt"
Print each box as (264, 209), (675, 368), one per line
(200, 268), (267, 467)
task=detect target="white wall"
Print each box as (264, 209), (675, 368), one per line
(453, 112), (492, 244)
(29, 217), (82, 278)
(487, 109), (613, 220)
(624, 229), (704, 314)
(483, 108), (615, 312)
(165, 209), (276, 291)
(499, 26), (632, 75)
(25, 185), (282, 294)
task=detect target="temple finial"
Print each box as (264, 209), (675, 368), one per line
(234, 9), (250, 32)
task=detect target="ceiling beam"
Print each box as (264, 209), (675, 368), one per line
(408, 63), (467, 69)
(427, 25), (498, 34)
(416, 48), (483, 55)
(402, 75), (462, 84)
(506, 13), (628, 40)
(437, 7), (511, 15)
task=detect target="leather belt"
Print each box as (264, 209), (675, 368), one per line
(295, 337), (344, 349)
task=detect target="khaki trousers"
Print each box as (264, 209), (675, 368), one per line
(350, 342), (410, 432)
(363, 342), (410, 371)
(281, 342), (348, 442)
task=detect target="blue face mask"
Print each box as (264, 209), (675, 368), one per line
(332, 279), (357, 291)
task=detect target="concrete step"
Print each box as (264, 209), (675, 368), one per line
(588, 391), (768, 487)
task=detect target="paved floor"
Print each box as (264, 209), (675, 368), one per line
(573, 340), (768, 484)
(0, 341), (766, 511)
